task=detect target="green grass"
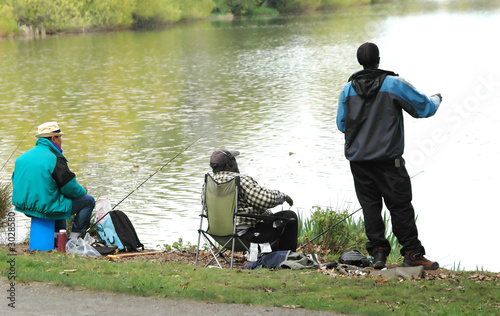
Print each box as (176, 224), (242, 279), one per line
(1, 248), (499, 315)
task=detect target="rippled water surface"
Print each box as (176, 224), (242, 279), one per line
(1, 0), (499, 272)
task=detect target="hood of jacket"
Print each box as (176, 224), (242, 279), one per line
(348, 69), (398, 98)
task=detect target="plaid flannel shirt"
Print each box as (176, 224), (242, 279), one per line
(202, 171), (287, 227)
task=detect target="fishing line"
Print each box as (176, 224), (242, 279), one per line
(299, 170), (424, 250)
(0, 109), (47, 174)
(88, 127), (213, 231)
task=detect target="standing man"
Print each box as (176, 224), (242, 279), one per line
(203, 148), (297, 252)
(12, 122), (95, 242)
(336, 42), (441, 270)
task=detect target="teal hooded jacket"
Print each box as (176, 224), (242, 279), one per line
(11, 138), (86, 220)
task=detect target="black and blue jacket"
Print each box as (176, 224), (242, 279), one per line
(337, 69), (441, 162)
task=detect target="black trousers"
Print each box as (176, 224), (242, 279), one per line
(241, 210), (298, 252)
(350, 158), (424, 256)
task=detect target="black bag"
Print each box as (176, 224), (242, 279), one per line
(338, 250), (370, 267)
(91, 241), (119, 255)
(97, 210), (144, 252)
(111, 210), (144, 252)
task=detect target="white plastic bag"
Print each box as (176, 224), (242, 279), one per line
(95, 198), (111, 222)
(66, 233), (101, 256)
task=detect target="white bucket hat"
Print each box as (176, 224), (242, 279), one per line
(35, 122), (65, 138)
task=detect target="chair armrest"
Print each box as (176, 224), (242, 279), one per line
(235, 213), (293, 222)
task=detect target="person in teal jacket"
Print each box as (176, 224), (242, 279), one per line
(12, 122), (95, 241)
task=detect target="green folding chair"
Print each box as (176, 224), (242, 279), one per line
(195, 173), (249, 268)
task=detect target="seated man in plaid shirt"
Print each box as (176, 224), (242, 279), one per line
(204, 148), (297, 252)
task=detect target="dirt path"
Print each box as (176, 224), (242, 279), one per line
(1, 280), (343, 315)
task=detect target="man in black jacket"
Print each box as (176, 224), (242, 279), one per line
(337, 42), (441, 270)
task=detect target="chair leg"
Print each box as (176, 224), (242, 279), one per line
(195, 230), (203, 267)
(201, 233), (227, 268)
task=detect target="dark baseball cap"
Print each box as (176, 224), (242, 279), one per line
(210, 149), (240, 167)
(357, 42), (379, 66)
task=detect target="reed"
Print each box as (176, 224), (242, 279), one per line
(0, 181), (12, 230)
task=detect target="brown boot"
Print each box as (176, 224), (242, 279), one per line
(402, 249), (439, 270)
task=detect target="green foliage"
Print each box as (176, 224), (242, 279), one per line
(212, 0), (232, 14)
(3, 0), (217, 35)
(9, 0), (84, 34)
(7, 0), (134, 34)
(159, 237), (206, 252)
(269, 0), (322, 12)
(299, 205), (367, 256)
(176, 0), (215, 20)
(0, 4), (18, 35)
(132, 0), (182, 28)
(0, 182), (12, 229)
(245, 6), (279, 16)
(0, 0), (375, 36)
(298, 206), (407, 263)
(221, 0), (261, 16)
(321, 0), (371, 9)
(80, 0), (134, 27)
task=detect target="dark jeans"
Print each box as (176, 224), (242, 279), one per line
(241, 210), (298, 252)
(350, 158), (424, 256)
(55, 194), (95, 233)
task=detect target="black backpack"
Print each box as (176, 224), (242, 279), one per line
(97, 210), (144, 252)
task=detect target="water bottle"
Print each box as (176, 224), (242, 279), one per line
(57, 229), (67, 252)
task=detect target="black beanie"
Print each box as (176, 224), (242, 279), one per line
(357, 42), (379, 66)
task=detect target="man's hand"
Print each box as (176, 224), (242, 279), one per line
(432, 93), (443, 101)
(285, 195), (294, 206)
(83, 185), (88, 193)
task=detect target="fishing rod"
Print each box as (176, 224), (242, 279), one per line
(0, 109), (47, 174)
(87, 127), (213, 232)
(299, 170), (424, 250)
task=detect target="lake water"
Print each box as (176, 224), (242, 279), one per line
(1, 0), (499, 272)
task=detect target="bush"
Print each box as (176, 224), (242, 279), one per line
(0, 182), (12, 229)
(81, 0), (134, 28)
(177, 0), (215, 20)
(0, 4), (18, 36)
(269, 0), (322, 13)
(8, 0), (135, 35)
(10, 0), (89, 34)
(212, 0), (232, 14)
(321, 0), (371, 9)
(132, 0), (182, 29)
(299, 205), (367, 257)
(245, 6), (279, 16)
(219, 0), (259, 16)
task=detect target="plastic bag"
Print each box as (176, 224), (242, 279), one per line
(66, 233), (101, 256)
(95, 198), (111, 222)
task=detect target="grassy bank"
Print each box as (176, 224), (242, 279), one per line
(1, 247), (499, 315)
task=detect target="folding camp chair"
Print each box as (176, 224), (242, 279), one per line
(195, 173), (247, 268)
(195, 173), (291, 268)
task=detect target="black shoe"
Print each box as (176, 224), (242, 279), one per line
(372, 251), (387, 270)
